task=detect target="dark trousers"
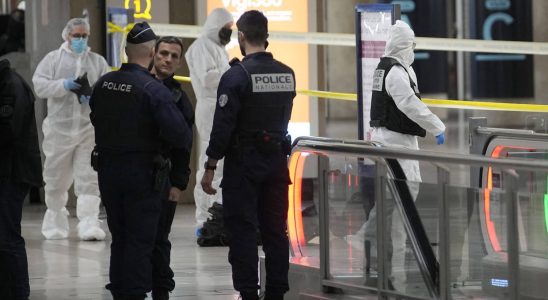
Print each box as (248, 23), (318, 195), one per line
(223, 162), (290, 295)
(152, 196), (177, 292)
(0, 181), (30, 300)
(98, 155), (163, 299)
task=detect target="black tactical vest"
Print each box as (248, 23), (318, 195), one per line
(91, 70), (159, 151)
(370, 57), (426, 137)
(236, 56), (295, 138)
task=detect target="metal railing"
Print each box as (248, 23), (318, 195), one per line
(291, 136), (548, 300)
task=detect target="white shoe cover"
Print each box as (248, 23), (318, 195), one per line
(77, 218), (106, 241)
(42, 208), (69, 240)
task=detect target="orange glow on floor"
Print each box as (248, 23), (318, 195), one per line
(287, 151), (307, 257)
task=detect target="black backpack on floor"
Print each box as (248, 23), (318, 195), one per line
(197, 203), (230, 247)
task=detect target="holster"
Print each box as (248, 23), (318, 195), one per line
(152, 154), (171, 191)
(90, 147), (99, 171)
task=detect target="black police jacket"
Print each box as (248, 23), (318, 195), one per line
(370, 57), (426, 137)
(0, 60), (43, 186)
(90, 63), (192, 154)
(206, 52), (296, 160)
(162, 75), (194, 190)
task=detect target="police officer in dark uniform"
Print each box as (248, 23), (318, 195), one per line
(0, 58), (43, 300)
(200, 10), (295, 300)
(150, 36), (194, 300)
(89, 23), (192, 300)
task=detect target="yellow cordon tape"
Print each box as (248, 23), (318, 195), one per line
(167, 78), (547, 113)
(296, 89), (548, 113)
(107, 22), (134, 34)
(174, 75), (191, 83)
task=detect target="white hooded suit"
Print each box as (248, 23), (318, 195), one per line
(33, 38), (110, 240)
(185, 8), (233, 231)
(348, 21), (445, 288)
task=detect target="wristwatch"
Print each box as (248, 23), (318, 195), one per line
(204, 161), (217, 171)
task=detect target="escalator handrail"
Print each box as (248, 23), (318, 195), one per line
(293, 136), (548, 172)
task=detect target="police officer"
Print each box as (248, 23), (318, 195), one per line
(201, 11), (295, 300)
(150, 36), (194, 300)
(0, 58), (43, 300)
(89, 23), (192, 300)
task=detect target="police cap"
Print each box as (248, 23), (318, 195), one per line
(127, 21), (157, 44)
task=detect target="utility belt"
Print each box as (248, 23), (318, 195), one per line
(91, 147), (171, 191)
(236, 131), (292, 156)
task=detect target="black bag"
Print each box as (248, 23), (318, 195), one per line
(197, 203), (230, 247)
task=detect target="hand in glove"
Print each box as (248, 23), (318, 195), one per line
(79, 95), (91, 104)
(435, 133), (445, 145)
(63, 78), (81, 91)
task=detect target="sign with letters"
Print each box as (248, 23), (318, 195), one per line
(469, 0), (533, 98)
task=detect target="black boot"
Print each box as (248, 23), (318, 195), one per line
(152, 288), (170, 300)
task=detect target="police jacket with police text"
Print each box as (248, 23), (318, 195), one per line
(90, 63), (191, 154)
(370, 57), (426, 137)
(0, 61), (43, 186)
(205, 52), (296, 161)
(162, 74), (194, 190)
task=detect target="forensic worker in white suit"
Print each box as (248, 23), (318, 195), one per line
(185, 8), (234, 235)
(32, 18), (110, 240)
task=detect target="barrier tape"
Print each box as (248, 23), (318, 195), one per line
(107, 22), (134, 34)
(169, 76), (548, 113)
(150, 23), (548, 55)
(297, 89), (548, 113)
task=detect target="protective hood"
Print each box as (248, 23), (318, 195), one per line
(384, 20), (415, 67)
(202, 8), (233, 45)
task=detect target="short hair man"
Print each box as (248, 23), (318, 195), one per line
(150, 36), (195, 300)
(201, 10), (296, 300)
(90, 22), (192, 300)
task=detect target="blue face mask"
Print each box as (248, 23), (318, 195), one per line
(71, 38), (88, 54)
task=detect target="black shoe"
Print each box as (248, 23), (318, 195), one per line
(152, 288), (170, 300)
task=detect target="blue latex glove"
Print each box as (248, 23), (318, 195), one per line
(79, 95), (90, 104)
(436, 133), (445, 145)
(63, 78), (81, 91)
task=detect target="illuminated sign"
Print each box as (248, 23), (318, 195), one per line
(124, 0), (152, 20)
(207, 0), (310, 138)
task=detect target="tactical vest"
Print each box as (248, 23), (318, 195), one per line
(370, 57), (426, 137)
(236, 57), (295, 138)
(91, 71), (159, 151)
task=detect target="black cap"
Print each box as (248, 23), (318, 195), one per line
(127, 22), (156, 44)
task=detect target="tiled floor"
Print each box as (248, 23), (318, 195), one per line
(23, 204), (238, 300)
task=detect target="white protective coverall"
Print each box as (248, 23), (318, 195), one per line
(347, 20), (445, 288)
(33, 34), (110, 240)
(185, 8), (233, 231)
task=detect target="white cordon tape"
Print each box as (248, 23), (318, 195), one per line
(150, 23), (548, 55)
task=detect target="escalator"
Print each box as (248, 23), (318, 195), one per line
(282, 137), (441, 299)
(470, 118), (548, 300)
